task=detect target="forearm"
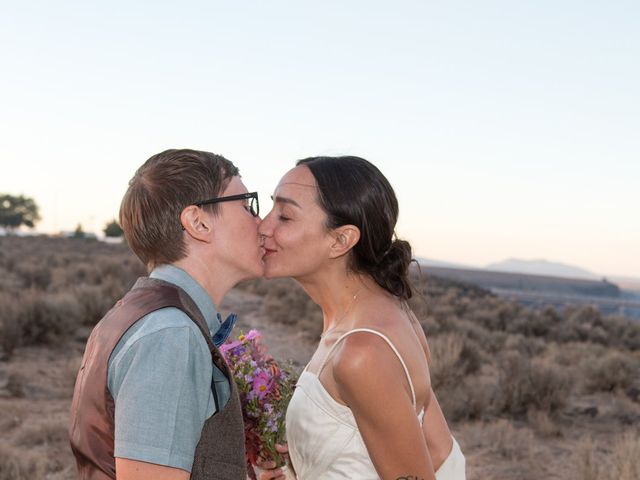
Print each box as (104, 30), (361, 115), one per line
(116, 458), (190, 480)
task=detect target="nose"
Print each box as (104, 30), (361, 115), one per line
(258, 211), (273, 237)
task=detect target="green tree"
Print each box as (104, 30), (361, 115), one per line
(73, 223), (85, 238)
(103, 219), (123, 237)
(0, 194), (41, 230)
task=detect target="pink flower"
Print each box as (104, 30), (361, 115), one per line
(220, 329), (262, 354)
(251, 371), (271, 400)
(244, 329), (261, 341)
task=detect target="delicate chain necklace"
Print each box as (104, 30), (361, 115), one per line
(320, 287), (364, 339)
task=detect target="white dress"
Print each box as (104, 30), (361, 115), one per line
(286, 328), (466, 480)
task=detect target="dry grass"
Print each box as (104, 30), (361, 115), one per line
(0, 236), (144, 358)
(571, 431), (640, 480)
(527, 409), (563, 438)
(607, 431), (640, 480)
(0, 444), (47, 480)
(463, 420), (550, 480)
(2, 236), (640, 479)
(14, 417), (69, 447)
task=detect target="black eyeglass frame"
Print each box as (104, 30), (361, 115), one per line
(193, 191), (260, 217)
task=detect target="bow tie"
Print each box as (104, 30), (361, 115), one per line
(212, 313), (237, 347)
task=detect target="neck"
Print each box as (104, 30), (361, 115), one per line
(173, 255), (238, 307)
(296, 266), (376, 335)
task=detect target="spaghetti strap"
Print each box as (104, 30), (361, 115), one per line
(317, 328), (417, 407)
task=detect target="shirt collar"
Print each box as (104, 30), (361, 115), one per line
(150, 264), (235, 344)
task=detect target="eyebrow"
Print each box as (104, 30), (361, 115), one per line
(271, 195), (302, 208)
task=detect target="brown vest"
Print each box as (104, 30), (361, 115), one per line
(69, 277), (247, 479)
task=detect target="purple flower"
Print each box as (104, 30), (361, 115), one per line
(266, 419), (278, 432)
(220, 340), (243, 354)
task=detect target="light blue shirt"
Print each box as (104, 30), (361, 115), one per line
(107, 264), (234, 472)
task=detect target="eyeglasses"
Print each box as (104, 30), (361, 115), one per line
(193, 191), (260, 217)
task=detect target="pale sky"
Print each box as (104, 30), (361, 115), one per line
(1, 1), (638, 277)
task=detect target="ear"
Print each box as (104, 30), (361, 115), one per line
(180, 205), (214, 242)
(328, 225), (360, 259)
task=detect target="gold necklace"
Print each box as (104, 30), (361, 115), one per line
(320, 287), (364, 339)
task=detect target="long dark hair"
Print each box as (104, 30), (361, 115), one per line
(297, 156), (413, 300)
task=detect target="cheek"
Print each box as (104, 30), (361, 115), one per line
(274, 222), (319, 251)
(267, 223), (330, 275)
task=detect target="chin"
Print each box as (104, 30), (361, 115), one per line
(262, 266), (278, 279)
(263, 262), (286, 279)
(238, 261), (266, 282)
(263, 260), (306, 280)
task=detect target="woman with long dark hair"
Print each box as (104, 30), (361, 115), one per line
(258, 156), (465, 480)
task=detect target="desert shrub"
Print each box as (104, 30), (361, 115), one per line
(0, 236), (144, 354)
(451, 318), (506, 354)
(503, 333), (546, 358)
(507, 310), (552, 337)
(6, 372), (27, 397)
(73, 284), (115, 325)
(235, 278), (274, 296)
(66, 356), (83, 392)
(437, 374), (496, 422)
(14, 417), (69, 447)
(495, 353), (572, 415)
(0, 293), (22, 358)
(429, 332), (482, 390)
(18, 291), (83, 344)
(550, 305), (640, 350)
(430, 304), (460, 330)
(582, 351), (640, 394)
(406, 268), (640, 352)
(545, 341), (595, 367)
(603, 315), (640, 351)
(263, 279), (323, 339)
(14, 262), (52, 289)
(527, 409), (563, 438)
(0, 444), (47, 480)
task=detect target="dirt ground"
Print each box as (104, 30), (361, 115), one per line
(1, 288), (638, 479)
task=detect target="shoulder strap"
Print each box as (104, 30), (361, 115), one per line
(318, 328), (417, 407)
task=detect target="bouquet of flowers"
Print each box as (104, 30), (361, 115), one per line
(220, 329), (297, 478)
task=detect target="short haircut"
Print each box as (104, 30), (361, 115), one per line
(120, 148), (239, 270)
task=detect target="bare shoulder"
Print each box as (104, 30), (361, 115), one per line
(331, 331), (400, 397)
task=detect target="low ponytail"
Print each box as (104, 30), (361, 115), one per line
(370, 238), (413, 300)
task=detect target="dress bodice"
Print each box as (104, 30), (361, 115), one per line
(286, 328), (428, 479)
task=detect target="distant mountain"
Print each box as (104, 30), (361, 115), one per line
(485, 258), (600, 280)
(415, 257), (474, 270)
